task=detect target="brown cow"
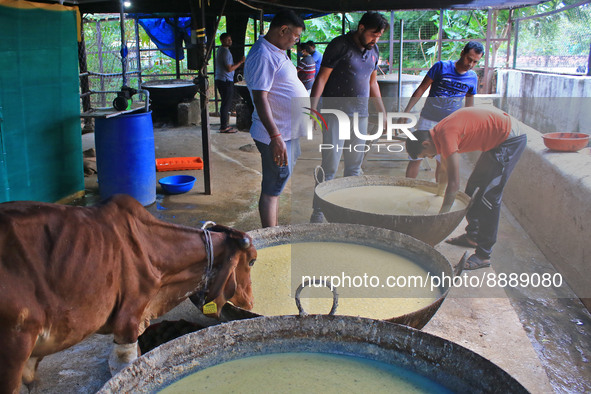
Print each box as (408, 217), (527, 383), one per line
(0, 194), (256, 393)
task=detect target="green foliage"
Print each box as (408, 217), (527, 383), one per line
(515, 1), (591, 58)
(82, 0), (591, 100)
(303, 14), (344, 43)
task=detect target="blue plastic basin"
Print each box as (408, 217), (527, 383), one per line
(158, 175), (196, 194)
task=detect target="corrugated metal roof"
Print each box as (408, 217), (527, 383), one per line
(45, 0), (548, 15)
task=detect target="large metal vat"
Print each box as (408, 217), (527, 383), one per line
(141, 79), (198, 114)
(217, 223), (456, 329)
(314, 176), (471, 246)
(99, 315), (528, 393)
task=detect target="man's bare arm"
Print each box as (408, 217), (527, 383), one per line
(440, 152), (460, 213)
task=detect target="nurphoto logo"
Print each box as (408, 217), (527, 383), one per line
(304, 108), (419, 153)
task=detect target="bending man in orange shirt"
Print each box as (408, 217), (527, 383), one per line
(406, 107), (527, 270)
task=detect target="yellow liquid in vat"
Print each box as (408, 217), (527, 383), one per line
(323, 185), (466, 215)
(160, 353), (448, 393)
(250, 242), (441, 320)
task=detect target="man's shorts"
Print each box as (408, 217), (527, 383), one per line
(255, 138), (301, 197)
(409, 117), (441, 162)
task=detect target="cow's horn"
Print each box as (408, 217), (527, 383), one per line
(239, 237), (251, 249)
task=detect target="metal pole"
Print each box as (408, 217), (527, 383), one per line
(189, 0), (212, 195)
(438, 9), (443, 61)
(97, 20), (105, 107)
(199, 1), (212, 195)
(78, 19), (91, 114)
(119, 0), (127, 86)
(506, 9), (513, 69)
(484, 8), (492, 94)
(389, 11), (394, 74)
(254, 16), (258, 39)
(513, 19), (519, 69)
(213, 44), (219, 115)
(175, 17), (181, 79)
(134, 18), (142, 86)
(342, 13), (346, 34)
(397, 19), (404, 112)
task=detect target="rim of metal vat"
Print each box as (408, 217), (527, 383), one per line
(98, 315), (528, 393)
(140, 79), (198, 108)
(140, 78), (197, 87)
(314, 175), (471, 246)
(213, 223), (456, 330)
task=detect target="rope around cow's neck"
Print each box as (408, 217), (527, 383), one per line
(191, 223), (216, 311)
(202, 228), (214, 292)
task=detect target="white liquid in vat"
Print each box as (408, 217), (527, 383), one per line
(323, 185), (466, 215)
(160, 353), (451, 393)
(249, 242), (442, 320)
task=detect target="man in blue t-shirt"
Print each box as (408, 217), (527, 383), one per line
(403, 41), (484, 178)
(306, 40), (323, 77)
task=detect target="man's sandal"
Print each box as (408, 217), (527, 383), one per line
(464, 254), (491, 270)
(445, 233), (478, 247)
(220, 127), (238, 133)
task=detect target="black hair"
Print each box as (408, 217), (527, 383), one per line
(405, 130), (432, 160)
(299, 42), (313, 53)
(219, 32), (231, 41)
(463, 41), (485, 55)
(358, 12), (389, 32)
(269, 9), (306, 30)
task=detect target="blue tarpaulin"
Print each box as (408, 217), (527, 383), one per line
(132, 12), (328, 60)
(135, 16), (192, 60)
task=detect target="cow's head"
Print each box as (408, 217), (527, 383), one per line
(200, 225), (256, 318)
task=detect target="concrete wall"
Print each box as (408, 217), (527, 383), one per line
(489, 70), (591, 307)
(497, 70), (591, 134)
(502, 122), (591, 305)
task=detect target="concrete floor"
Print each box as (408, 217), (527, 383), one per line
(27, 116), (591, 393)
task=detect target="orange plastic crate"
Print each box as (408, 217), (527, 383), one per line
(156, 157), (204, 172)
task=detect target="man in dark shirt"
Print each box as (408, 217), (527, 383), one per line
(215, 32), (245, 133)
(310, 12), (388, 223)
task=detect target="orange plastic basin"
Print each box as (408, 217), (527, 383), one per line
(156, 157), (204, 172)
(542, 132), (589, 152)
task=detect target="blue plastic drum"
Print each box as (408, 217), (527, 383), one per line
(94, 111), (156, 206)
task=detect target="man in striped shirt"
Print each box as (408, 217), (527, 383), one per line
(297, 42), (316, 93)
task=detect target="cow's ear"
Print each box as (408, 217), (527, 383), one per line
(239, 237), (251, 250)
(223, 270), (237, 302)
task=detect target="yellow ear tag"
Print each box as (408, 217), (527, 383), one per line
(202, 301), (218, 315)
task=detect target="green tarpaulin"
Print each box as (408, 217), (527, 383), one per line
(0, 0), (83, 203)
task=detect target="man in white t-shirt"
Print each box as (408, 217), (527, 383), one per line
(244, 9), (308, 227)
